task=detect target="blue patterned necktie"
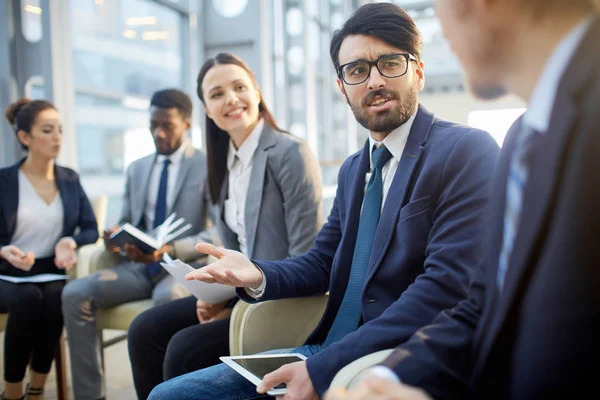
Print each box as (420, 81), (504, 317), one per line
(147, 158), (170, 277)
(323, 145), (393, 347)
(497, 124), (540, 291)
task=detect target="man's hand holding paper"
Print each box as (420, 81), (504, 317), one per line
(160, 252), (236, 303)
(186, 243), (263, 289)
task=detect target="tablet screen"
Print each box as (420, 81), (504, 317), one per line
(231, 355), (305, 389)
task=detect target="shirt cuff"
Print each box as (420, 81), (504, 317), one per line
(244, 264), (266, 299)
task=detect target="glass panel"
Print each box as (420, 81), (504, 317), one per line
(468, 109), (526, 147)
(70, 0), (184, 219)
(212, 0), (248, 18)
(21, 0), (42, 42)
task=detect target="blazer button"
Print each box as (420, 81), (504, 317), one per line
(367, 298), (377, 304)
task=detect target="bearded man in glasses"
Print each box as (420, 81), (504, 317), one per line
(148, 3), (500, 400)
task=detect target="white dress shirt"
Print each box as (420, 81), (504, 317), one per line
(10, 170), (64, 258)
(247, 111), (417, 298)
(144, 144), (186, 231)
(224, 118), (265, 256)
(367, 111), (417, 210)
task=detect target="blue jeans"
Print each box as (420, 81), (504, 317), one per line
(148, 344), (322, 400)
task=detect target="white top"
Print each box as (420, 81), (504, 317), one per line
(224, 118), (265, 256)
(367, 111), (417, 210)
(145, 144), (186, 231)
(11, 170), (64, 258)
(247, 112), (417, 298)
(525, 15), (594, 133)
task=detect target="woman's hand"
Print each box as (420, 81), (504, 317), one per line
(0, 245), (35, 271)
(196, 300), (231, 323)
(55, 237), (78, 272)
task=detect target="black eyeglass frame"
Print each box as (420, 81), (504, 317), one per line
(336, 53), (418, 85)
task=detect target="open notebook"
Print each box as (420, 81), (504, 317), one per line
(109, 213), (192, 254)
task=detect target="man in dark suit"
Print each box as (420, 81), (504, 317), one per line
(147, 4), (499, 400)
(326, 1), (600, 400)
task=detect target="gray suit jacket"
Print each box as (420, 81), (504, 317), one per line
(119, 139), (213, 262)
(217, 126), (323, 260)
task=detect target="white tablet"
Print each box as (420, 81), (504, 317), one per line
(220, 353), (307, 396)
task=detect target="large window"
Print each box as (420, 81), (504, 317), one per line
(70, 0), (185, 226)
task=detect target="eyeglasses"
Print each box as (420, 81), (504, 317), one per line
(337, 53), (418, 85)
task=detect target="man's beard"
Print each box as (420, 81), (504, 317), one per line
(348, 87), (419, 134)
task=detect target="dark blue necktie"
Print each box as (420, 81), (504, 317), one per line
(147, 158), (170, 277)
(323, 145), (393, 347)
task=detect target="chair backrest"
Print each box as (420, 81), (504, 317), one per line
(0, 313), (8, 332)
(91, 195), (108, 239)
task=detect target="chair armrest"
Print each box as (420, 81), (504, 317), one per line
(229, 294), (328, 356)
(329, 349), (395, 390)
(75, 244), (121, 278)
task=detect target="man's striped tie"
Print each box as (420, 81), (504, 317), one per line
(497, 124), (540, 291)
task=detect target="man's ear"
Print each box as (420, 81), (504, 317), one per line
(184, 118), (191, 131)
(415, 60), (425, 92)
(337, 79), (349, 105)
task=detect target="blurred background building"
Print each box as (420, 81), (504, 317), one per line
(0, 0), (526, 227)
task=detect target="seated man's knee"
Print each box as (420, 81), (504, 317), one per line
(61, 275), (101, 319)
(148, 380), (177, 400)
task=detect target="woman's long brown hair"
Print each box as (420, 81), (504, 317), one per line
(197, 52), (287, 204)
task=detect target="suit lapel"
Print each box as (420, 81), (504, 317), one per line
(244, 127), (277, 259)
(339, 141), (372, 269)
(55, 166), (71, 236)
(169, 140), (195, 214)
(1, 162), (21, 238)
(364, 106), (433, 285)
(137, 155), (156, 228)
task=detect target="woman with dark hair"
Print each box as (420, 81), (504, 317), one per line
(128, 52), (323, 399)
(0, 99), (99, 400)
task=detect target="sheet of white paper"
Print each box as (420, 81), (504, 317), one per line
(160, 256), (235, 303)
(0, 273), (69, 284)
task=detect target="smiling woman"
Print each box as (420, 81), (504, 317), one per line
(126, 52), (323, 400)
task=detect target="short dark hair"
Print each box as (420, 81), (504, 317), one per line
(5, 98), (56, 150)
(330, 3), (423, 72)
(150, 88), (193, 119)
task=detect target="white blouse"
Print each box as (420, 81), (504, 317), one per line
(10, 170), (64, 258)
(224, 119), (264, 256)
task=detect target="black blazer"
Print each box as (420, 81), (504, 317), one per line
(0, 159), (99, 276)
(383, 17), (600, 400)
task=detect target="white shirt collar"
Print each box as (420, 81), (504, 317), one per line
(156, 140), (186, 165)
(368, 110), (417, 167)
(227, 118), (265, 170)
(525, 15), (594, 133)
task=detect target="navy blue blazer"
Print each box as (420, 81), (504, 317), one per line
(237, 105), (500, 395)
(0, 159), (99, 276)
(383, 18), (600, 400)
